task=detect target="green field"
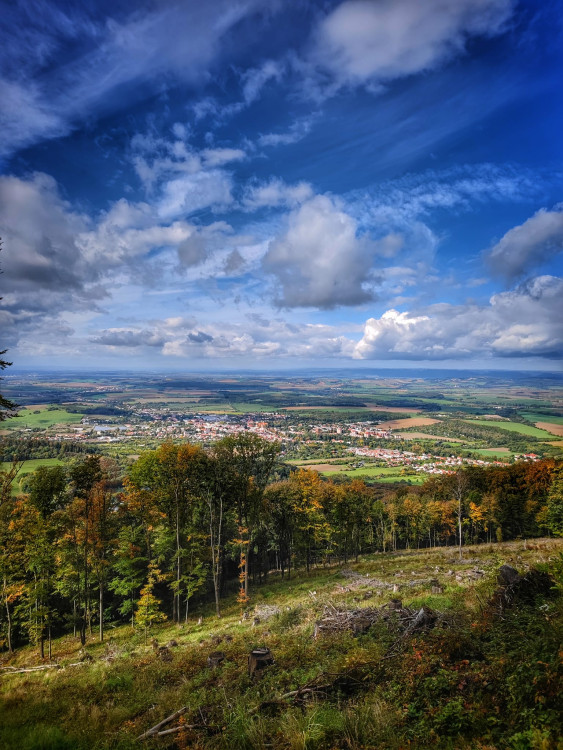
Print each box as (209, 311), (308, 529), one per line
(519, 412), (563, 425)
(466, 448), (515, 458)
(464, 419), (555, 438)
(322, 465), (424, 483)
(4, 407), (83, 430)
(287, 458), (349, 465)
(2, 458), (67, 494)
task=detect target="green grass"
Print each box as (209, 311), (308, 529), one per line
(4, 407), (83, 430)
(463, 419), (555, 438)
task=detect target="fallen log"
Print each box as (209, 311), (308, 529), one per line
(137, 706), (187, 740)
(1, 664), (61, 675)
(152, 724), (199, 738)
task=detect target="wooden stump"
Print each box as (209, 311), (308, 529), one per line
(207, 651), (225, 668)
(248, 647), (274, 678)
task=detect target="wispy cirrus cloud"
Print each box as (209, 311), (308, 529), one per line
(0, 0), (279, 157)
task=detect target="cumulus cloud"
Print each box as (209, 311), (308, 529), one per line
(310, 0), (513, 91)
(79, 198), (194, 269)
(354, 275), (563, 360)
(0, 172), (90, 290)
(486, 205), (563, 280)
(0, 172), (246, 351)
(175, 222), (254, 272)
(263, 195), (401, 308)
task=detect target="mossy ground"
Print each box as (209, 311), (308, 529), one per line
(1, 539), (562, 750)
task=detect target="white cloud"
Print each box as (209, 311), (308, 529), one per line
(202, 148), (246, 167)
(486, 204), (563, 279)
(354, 276), (563, 360)
(263, 195), (380, 308)
(310, 0), (513, 91)
(157, 171), (234, 219)
(242, 59), (286, 103)
(257, 115), (316, 147)
(243, 178), (314, 209)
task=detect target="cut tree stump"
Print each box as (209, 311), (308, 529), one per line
(207, 651), (225, 668)
(248, 647), (274, 677)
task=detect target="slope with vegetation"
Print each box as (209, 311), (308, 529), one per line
(0, 436), (562, 749)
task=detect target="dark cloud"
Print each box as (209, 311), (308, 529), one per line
(91, 329), (164, 347)
(188, 331), (214, 343)
(486, 205), (563, 280)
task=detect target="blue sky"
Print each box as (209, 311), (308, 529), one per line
(1, 0), (562, 371)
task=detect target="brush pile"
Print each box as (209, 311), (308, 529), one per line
(314, 599), (448, 638)
(489, 564), (555, 613)
(253, 604), (281, 621)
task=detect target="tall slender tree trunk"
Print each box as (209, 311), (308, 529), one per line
(3, 577), (12, 653)
(208, 493), (223, 618)
(99, 579), (104, 642)
(244, 539), (250, 598)
(176, 504), (181, 624)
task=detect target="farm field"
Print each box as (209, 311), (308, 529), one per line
(535, 423), (563, 437)
(377, 417), (440, 430)
(519, 413), (563, 425)
(394, 431), (464, 442)
(2, 369), (562, 479)
(322, 465), (424, 483)
(464, 419), (556, 438)
(3, 407), (83, 430)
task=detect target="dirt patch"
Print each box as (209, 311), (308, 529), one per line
(364, 404), (422, 414)
(395, 431), (463, 442)
(378, 417), (440, 430)
(535, 422), (563, 437)
(307, 464), (346, 472)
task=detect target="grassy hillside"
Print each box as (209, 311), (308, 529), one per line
(1, 539), (561, 750)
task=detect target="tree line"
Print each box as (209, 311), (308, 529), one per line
(0, 436), (561, 656)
